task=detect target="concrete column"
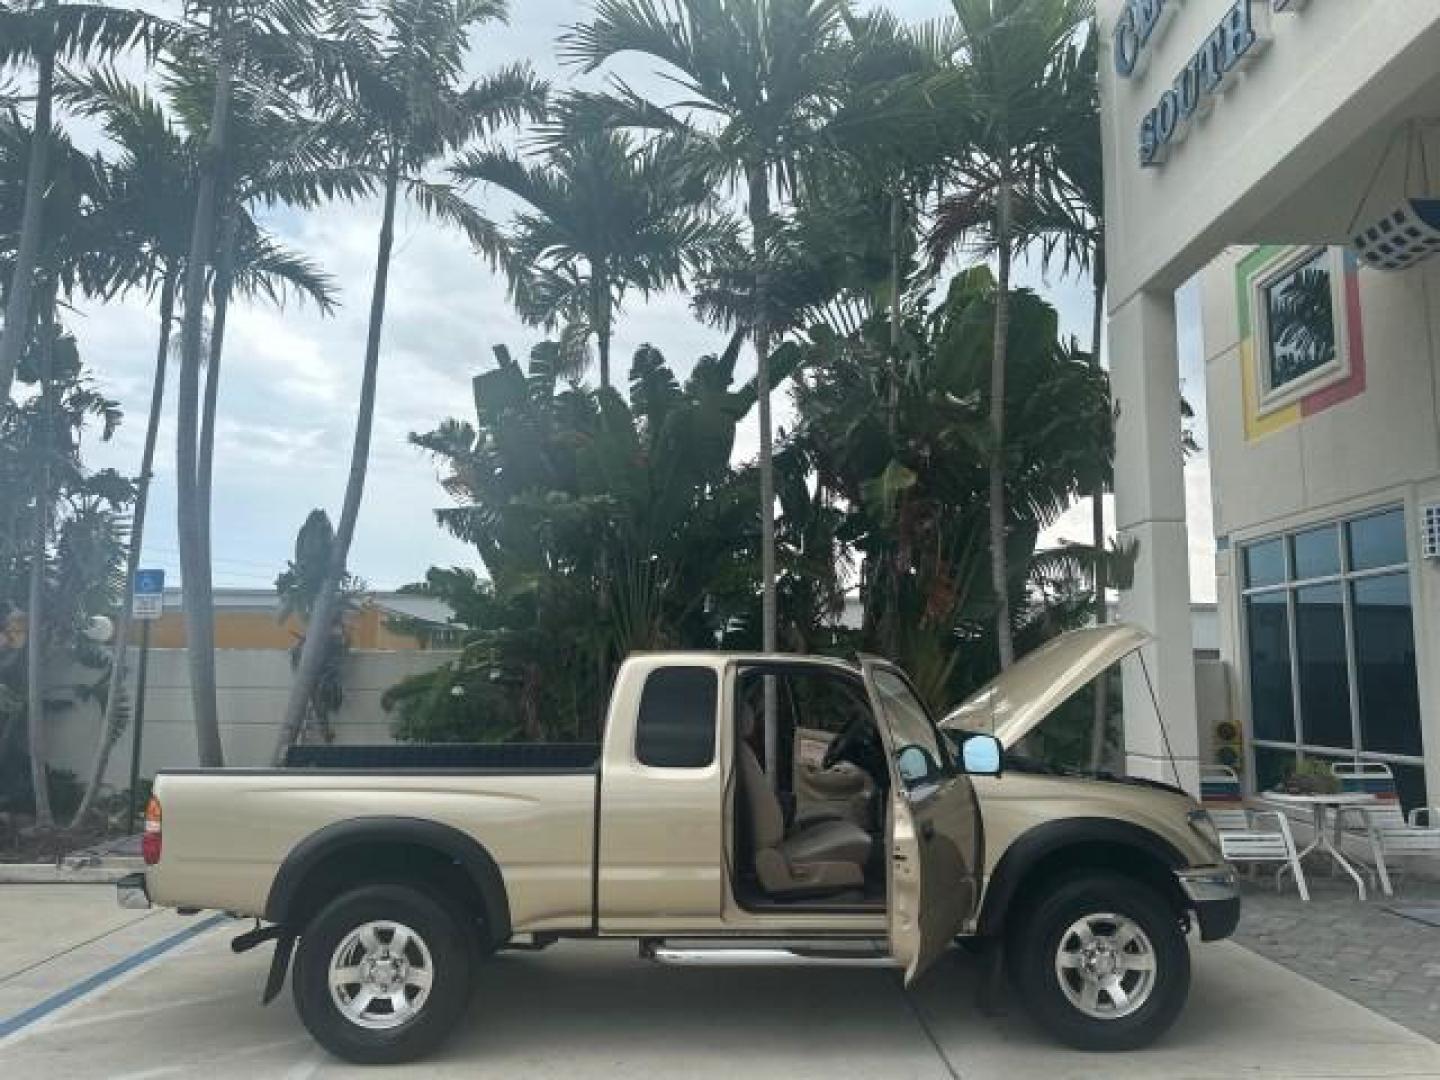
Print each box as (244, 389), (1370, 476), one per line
(1110, 290), (1201, 794)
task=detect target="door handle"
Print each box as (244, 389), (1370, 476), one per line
(920, 820), (936, 842)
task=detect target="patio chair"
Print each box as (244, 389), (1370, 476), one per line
(1332, 762), (1440, 884)
(1201, 766), (1310, 901)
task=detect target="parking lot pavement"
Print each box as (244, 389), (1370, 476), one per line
(1, 887), (1437, 1079)
(0, 885), (202, 1023)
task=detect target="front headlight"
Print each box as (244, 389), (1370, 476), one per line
(1187, 808), (1223, 857)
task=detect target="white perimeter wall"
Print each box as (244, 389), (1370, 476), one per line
(47, 649), (459, 790)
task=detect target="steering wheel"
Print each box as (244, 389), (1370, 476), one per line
(821, 711), (871, 771)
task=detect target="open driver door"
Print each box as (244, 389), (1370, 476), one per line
(860, 659), (984, 984)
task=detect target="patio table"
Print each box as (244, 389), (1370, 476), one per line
(1262, 791), (1392, 900)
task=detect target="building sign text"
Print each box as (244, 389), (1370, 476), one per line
(1139, 0), (1270, 167)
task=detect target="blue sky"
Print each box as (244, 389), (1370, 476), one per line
(74, 0), (1215, 601)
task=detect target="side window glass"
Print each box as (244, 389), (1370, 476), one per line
(871, 669), (949, 793)
(635, 667), (717, 768)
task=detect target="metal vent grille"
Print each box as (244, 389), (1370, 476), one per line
(1424, 504), (1440, 560)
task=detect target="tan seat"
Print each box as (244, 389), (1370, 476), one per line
(736, 701), (872, 897)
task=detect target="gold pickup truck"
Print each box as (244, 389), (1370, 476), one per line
(119, 626), (1238, 1064)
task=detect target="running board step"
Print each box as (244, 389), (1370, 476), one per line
(642, 942), (898, 969)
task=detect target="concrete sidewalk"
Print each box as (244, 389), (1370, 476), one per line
(1, 886), (1437, 1078)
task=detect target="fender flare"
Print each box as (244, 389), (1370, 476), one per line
(263, 816), (511, 942)
(977, 817), (1187, 937)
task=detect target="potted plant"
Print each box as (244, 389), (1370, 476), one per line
(1278, 758), (1341, 796)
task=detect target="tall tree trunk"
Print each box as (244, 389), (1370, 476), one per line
(0, 0), (57, 404)
(175, 9), (232, 768)
(989, 175), (1015, 670)
(591, 268), (613, 729)
(879, 189), (905, 659)
(26, 301), (57, 829)
(26, 464), (52, 828)
(886, 190), (904, 440)
(1087, 254), (1110, 772)
(199, 211), (239, 563)
(71, 270), (177, 826)
(272, 157), (400, 763)
(591, 270), (611, 390)
(0, 701), (19, 768)
(747, 166), (776, 656)
(748, 164), (780, 788)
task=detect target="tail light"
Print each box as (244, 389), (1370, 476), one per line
(142, 796), (162, 865)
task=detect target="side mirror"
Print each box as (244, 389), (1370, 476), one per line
(960, 733), (1004, 777)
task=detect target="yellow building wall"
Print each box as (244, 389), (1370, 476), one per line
(134, 602), (430, 651)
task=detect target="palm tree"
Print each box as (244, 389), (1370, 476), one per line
(1270, 264), (1336, 378)
(821, 9), (960, 657)
(56, 71), (338, 823)
(792, 267), (1120, 708)
(563, 0), (852, 669)
(3, 312), (129, 827)
(168, 0), (338, 767)
(1044, 33), (1112, 766)
(0, 0), (173, 403)
(271, 0), (547, 761)
(454, 119), (736, 388)
(927, 0), (1090, 669)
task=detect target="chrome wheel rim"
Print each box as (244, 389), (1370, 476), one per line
(1054, 912), (1157, 1020)
(328, 920), (434, 1030)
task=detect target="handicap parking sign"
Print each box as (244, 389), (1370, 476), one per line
(133, 569), (166, 620)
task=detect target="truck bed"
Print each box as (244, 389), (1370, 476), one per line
(148, 746), (600, 929)
(283, 742), (599, 772)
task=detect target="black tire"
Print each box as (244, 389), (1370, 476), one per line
(293, 883), (474, 1065)
(1007, 872), (1189, 1051)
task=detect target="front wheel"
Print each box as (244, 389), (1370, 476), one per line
(1008, 872), (1190, 1051)
(293, 883), (473, 1064)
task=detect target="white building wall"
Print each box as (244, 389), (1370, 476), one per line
(47, 650), (458, 791)
(1199, 252), (1440, 800)
(1100, 0), (1440, 801)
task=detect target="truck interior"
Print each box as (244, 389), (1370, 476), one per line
(731, 667), (888, 911)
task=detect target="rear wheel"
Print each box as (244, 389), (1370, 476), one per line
(1008, 872), (1189, 1051)
(293, 883), (473, 1064)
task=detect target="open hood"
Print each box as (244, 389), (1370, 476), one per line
(939, 625), (1152, 750)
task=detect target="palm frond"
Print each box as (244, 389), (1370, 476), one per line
(402, 177), (506, 262)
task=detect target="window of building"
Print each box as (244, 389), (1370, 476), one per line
(635, 666), (717, 768)
(1252, 247), (1350, 412)
(1241, 507), (1427, 810)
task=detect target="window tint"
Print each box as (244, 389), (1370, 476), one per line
(1264, 249), (1336, 389)
(635, 667), (717, 768)
(1242, 506), (1426, 811)
(1291, 525), (1339, 580)
(1347, 509), (1407, 570)
(1294, 584), (1350, 749)
(1392, 763), (1429, 816)
(1353, 573), (1421, 757)
(1245, 591), (1294, 742)
(870, 668), (948, 793)
(1253, 746), (1294, 793)
(1244, 538), (1286, 587)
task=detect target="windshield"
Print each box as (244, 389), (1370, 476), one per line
(870, 668), (951, 794)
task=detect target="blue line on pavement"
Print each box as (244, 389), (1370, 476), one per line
(0, 913), (229, 1040)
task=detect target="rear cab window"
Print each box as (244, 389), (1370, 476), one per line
(635, 667), (718, 768)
